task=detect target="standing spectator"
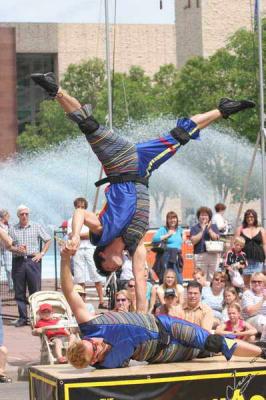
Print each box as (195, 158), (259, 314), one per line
(182, 281), (214, 331)
(216, 303), (257, 343)
(155, 288), (184, 318)
(117, 252), (134, 290)
(190, 206), (220, 281)
(0, 301), (12, 383)
(9, 205), (51, 327)
(68, 197), (107, 309)
(212, 203), (228, 234)
(235, 209), (266, 287)
(201, 271), (226, 328)
(0, 210), (13, 291)
(152, 211), (183, 284)
(224, 236), (247, 290)
(241, 272), (266, 335)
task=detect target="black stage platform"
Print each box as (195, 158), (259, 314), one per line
(29, 356), (266, 400)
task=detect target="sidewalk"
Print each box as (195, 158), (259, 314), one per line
(4, 322), (41, 380)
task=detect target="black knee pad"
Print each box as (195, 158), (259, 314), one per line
(79, 115), (100, 135)
(170, 127), (191, 145)
(204, 334), (224, 353)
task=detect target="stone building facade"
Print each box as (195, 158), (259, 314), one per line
(175, 0), (266, 67)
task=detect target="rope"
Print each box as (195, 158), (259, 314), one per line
(234, 132), (261, 228)
(92, 0), (118, 212)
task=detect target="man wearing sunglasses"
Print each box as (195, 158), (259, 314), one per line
(8, 205), (51, 327)
(60, 253), (266, 369)
(31, 72), (255, 312)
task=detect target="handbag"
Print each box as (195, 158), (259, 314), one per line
(229, 268), (244, 288)
(205, 240), (224, 253)
(151, 240), (167, 254)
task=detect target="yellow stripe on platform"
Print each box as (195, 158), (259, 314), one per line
(29, 371), (57, 400)
(64, 369), (266, 400)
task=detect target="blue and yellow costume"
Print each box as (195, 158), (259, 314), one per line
(76, 111), (200, 255)
(79, 312), (237, 369)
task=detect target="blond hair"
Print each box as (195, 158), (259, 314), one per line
(234, 236), (245, 247)
(67, 341), (91, 369)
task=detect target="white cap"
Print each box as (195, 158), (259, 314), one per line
(17, 204), (30, 217)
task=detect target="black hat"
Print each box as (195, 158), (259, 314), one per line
(164, 288), (177, 298)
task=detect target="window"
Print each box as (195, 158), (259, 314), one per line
(16, 53), (56, 133)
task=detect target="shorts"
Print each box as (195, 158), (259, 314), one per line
(73, 247), (103, 284)
(243, 260), (264, 275)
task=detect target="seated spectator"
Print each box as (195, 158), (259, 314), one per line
(117, 251), (134, 290)
(221, 286), (240, 322)
(241, 272), (266, 335)
(0, 302), (11, 383)
(155, 288), (184, 318)
(212, 203), (228, 234)
(32, 303), (76, 364)
(202, 271), (226, 328)
(193, 268), (210, 288)
(216, 303), (257, 342)
(182, 281), (214, 331)
(224, 236), (247, 290)
(152, 211), (183, 284)
(113, 290), (131, 312)
(190, 206), (220, 281)
(149, 269), (184, 313)
(126, 279), (137, 311)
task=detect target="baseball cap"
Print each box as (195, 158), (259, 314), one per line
(164, 288), (177, 298)
(39, 303), (52, 313)
(73, 284), (86, 294)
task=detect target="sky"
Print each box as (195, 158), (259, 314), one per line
(0, 0), (175, 24)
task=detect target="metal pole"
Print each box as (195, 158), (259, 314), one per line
(105, 0), (113, 131)
(92, 0), (113, 213)
(257, 0), (266, 227)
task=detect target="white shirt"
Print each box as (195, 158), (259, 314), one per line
(212, 213), (228, 233)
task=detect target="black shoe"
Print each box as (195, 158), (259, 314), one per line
(218, 98), (255, 119)
(14, 319), (27, 327)
(31, 72), (58, 98)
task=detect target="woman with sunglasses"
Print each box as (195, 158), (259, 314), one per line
(201, 272), (227, 329)
(60, 253), (266, 369)
(235, 209), (266, 287)
(241, 272), (266, 336)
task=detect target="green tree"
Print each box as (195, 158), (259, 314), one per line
(17, 101), (80, 151)
(18, 58), (106, 151)
(170, 26), (263, 142)
(60, 58), (106, 108)
(96, 66), (156, 127)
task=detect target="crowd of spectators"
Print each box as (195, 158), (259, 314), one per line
(0, 202), (265, 378)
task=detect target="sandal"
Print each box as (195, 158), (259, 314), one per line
(0, 375), (12, 383)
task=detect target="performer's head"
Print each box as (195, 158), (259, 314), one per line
(94, 245), (123, 276)
(67, 338), (106, 369)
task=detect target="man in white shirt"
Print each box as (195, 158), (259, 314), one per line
(68, 198), (107, 309)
